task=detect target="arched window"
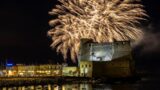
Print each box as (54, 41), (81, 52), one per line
(82, 65), (84, 68)
(85, 64), (87, 67)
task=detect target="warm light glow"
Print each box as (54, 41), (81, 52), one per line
(19, 72), (24, 76)
(48, 0), (147, 61)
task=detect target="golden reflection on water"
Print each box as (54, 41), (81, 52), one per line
(1, 83), (137, 90)
(2, 84), (93, 90)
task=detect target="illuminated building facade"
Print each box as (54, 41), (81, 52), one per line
(79, 61), (92, 77)
(4, 64), (62, 77)
(5, 63), (16, 76)
(62, 67), (79, 77)
(79, 39), (131, 61)
(36, 64), (62, 76)
(17, 64), (29, 76)
(78, 39), (135, 78)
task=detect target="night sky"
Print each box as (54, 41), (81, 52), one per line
(0, 0), (160, 68)
(0, 0), (61, 64)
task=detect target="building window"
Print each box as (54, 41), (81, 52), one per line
(85, 64), (87, 67)
(58, 66), (60, 69)
(89, 65), (91, 67)
(82, 65), (84, 68)
(88, 44), (91, 47)
(56, 66), (58, 69)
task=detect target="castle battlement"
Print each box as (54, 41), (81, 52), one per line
(79, 39), (132, 62)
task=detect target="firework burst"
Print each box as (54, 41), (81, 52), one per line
(48, 0), (147, 62)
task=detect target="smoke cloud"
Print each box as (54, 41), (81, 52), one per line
(140, 24), (160, 54)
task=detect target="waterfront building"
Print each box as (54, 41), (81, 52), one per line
(79, 61), (92, 77)
(0, 62), (5, 76)
(16, 64), (26, 76)
(9, 64), (62, 77)
(62, 66), (79, 77)
(24, 65), (36, 76)
(36, 64), (62, 76)
(78, 39), (135, 78)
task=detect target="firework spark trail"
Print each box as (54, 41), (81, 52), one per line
(48, 0), (147, 62)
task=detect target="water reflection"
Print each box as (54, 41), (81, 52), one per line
(0, 82), (150, 90)
(62, 84), (92, 90)
(1, 84), (100, 90)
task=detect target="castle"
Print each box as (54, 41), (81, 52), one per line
(78, 39), (135, 78)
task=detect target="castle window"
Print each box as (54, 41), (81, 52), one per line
(82, 65), (84, 68)
(88, 43), (91, 47)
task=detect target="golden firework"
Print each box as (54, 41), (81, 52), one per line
(48, 0), (147, 62)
